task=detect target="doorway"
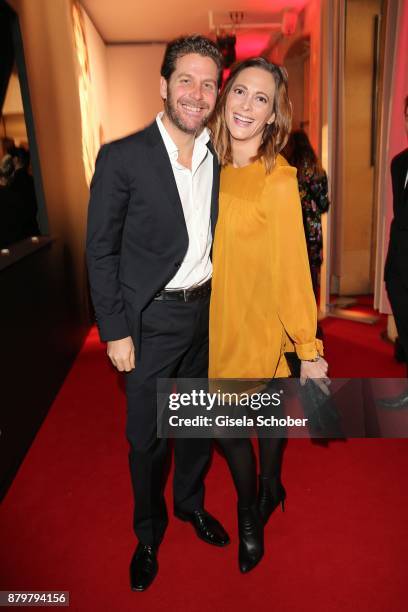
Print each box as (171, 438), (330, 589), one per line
(332, 0), (385, 297)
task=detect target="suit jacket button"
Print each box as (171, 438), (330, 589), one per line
(174, 261), (181, 268)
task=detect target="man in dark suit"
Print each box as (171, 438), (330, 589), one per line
(382, 95), (408, 408)
(86, 36), (229, 592)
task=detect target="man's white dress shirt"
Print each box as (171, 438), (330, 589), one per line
(156, 112), (213, 290)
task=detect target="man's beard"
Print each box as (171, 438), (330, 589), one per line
(164, 91), (210, 135)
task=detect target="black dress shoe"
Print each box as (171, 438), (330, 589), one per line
(130, 543), (158, 592)
(378, 390), (408, 410)
(238, 504), (264, 573)
(174, 509), (230, 546)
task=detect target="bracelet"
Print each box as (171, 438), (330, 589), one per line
(302, 355), (320, 363)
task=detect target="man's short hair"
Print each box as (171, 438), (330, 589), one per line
(161, 34), (223, 87)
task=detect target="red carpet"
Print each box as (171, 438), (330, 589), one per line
(1, 299), (407, 611)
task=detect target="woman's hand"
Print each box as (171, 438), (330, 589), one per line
(300, 356), (330, 395)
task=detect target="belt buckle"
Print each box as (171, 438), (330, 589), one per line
(183, 288), (188, 303)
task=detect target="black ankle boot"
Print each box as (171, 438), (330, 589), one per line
(257, 475), (286, 526)
(237, 504), (264, 573)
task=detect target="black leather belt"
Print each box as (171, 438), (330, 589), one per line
(154, 278), (211, 302)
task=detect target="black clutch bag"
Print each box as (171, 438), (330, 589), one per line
(298, 379), (345, 439)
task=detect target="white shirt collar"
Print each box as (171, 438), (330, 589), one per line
(156, 111), (210, 160)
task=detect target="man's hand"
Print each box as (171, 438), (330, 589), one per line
(300, 356), (330, 395)
(107, 336), (136, 372)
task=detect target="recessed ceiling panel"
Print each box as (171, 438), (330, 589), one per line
(80, 0), (309, 42)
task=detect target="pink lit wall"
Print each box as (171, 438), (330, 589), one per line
(267, 0), (322, 154)
(387, 3), (408, 172)
(235, 32), (272, 60)
(301, 0), (321, 153)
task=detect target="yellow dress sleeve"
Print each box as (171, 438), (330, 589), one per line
(265, 161), (323, 361)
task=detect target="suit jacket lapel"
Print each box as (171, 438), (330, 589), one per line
(207, 140), (220, 236)
(403, 152), (408, 189)
(145, 122), (186, 231)
(400, 153), (408, 203)
(145, 122), (220, 236)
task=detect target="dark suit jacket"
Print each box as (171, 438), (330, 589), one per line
(86, 121), (219, 349)
(385, 148), (408, 286)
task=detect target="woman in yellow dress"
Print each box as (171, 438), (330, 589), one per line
(208, 58), (329, 573)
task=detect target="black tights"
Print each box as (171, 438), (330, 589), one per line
(218, 437), (285, 507)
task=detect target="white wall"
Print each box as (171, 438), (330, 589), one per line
(106, 45), (165, 141)
(81, 5), (165, 142)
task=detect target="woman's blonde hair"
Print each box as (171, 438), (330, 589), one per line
(209, 57), (292, 173)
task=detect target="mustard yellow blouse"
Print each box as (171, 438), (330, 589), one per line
(209, 155), (323, 379)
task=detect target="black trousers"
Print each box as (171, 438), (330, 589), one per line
(386, 271), (408, 375)
(125, 294), (211, 547)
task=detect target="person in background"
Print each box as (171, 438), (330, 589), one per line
(284, 129), (330, 299)
(381, 95), (408, 409)
(9, 146), (40, 237)
(0, 154), (24, 248)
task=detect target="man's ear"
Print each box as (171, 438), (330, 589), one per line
(267, 112), (276, 125)
(160, 76), (168, 100)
